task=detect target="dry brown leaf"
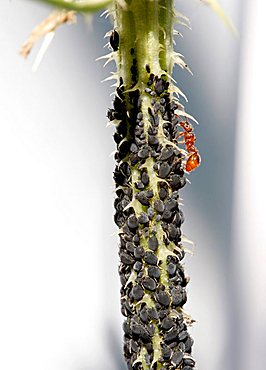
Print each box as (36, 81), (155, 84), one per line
(20, 10), (76, 58)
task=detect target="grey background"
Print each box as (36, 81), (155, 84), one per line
(0, 1), (259, 370)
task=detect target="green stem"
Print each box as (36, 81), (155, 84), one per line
(159, 0), (174, 73)
(114, 0), (174, 90)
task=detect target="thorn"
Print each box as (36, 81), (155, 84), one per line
(173, 29), (184, 38)
(174, 109), (199, 125)
(96, 51), (114, 62)
(101, 73), (118, 83)
(109, 150), (116, 157)
(100, 9), (109, 17)
(182, 234), (195, 246)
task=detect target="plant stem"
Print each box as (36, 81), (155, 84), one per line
(114, 0), (174, 89)
(111, 1), (196, 368)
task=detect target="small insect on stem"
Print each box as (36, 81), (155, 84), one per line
(145, 64), (151, 74)
(177, 117), (201, 172)
(110, 30), (119, 51)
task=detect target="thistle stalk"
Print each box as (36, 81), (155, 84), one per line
(110, 1), (196, 368)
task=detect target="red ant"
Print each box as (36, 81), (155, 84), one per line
(176, 117), (201, 172)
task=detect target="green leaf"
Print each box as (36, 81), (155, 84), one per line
(32, 0), (113, 12)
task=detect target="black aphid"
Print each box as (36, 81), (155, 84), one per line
(110, 29), (119, 51)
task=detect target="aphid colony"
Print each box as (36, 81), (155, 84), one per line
(110, 29), (198, 369)
(107, 13), (200, 367)
(110, 28), (201, 175)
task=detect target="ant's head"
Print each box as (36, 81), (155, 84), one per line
(179, 119), (192, 132)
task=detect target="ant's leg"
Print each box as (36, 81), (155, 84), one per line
(176, 132), (186, 145)
(176, 132), (185, 139)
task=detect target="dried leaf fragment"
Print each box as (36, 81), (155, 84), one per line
(20, 10), (76, 58)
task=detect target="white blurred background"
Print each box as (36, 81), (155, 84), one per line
(0, 0), (265, 369)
